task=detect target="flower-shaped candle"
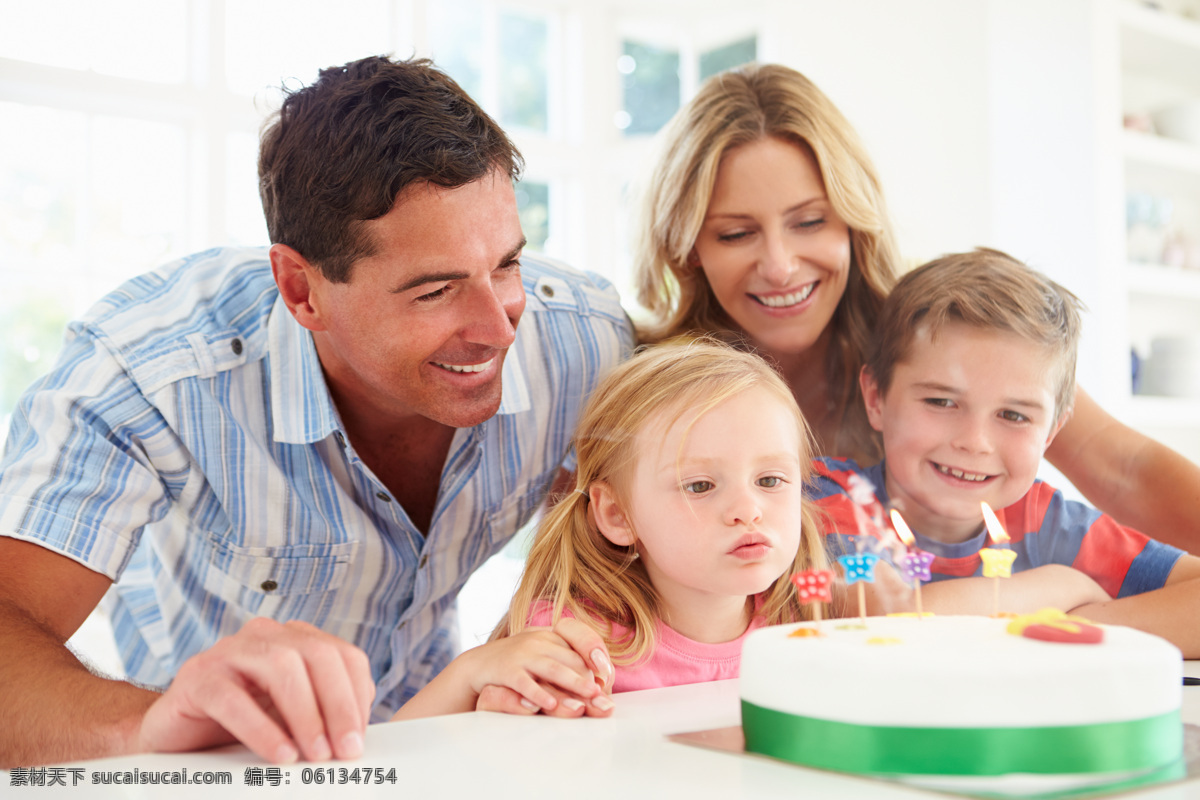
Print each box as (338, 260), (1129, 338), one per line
(837, 551), (880, 623)
(980, 501), (1017, 616)
(889, 509), (934, 617)
(791, 569), (834, 622)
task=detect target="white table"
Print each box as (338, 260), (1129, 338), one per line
(12, 663), (1200, 799)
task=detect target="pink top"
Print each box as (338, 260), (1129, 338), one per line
(527, 602), (765, 693)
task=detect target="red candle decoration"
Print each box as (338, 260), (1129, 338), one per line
(791, 569), (834, 622)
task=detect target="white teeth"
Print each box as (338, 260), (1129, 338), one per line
(436, 358), (494, 374)
(937, 464), (989, 482)
(755, 283), (815, 308)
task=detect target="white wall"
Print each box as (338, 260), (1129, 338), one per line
(761, 0), (1124, 415)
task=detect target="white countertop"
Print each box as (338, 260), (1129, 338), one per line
(10, 661), (1200, 799)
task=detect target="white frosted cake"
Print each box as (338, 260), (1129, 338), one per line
(740, 613), (1184, 791)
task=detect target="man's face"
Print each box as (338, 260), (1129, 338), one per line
(305, 172), (527, 429)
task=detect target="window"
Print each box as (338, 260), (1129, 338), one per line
(619, 41), (681, 135)
(700, 36), (757, 81)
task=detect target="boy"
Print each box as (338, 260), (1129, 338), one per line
(812, 248), (1200, 655)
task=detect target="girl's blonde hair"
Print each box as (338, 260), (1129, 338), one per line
(495, 338), (829, 665)
(632, 63), (901, 463)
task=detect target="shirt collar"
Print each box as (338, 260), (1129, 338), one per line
(268, 295), (341, 445)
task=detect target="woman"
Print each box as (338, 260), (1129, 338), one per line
(634, 63), (1200, 551)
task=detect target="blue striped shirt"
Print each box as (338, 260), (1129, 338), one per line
(0, 246), (634, 718)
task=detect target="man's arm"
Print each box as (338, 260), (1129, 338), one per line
(1070, 555), (1200, 657)
(0, 537), (375, 767)
(1047, 388), (1200, 551)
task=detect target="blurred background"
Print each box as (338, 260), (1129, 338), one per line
(4, 0), (1200, 664)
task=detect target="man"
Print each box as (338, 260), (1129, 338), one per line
(0, 56), (633, 766)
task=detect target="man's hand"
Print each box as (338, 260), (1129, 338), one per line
(139, 618), (375, 763)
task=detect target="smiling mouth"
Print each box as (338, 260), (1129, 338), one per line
(934, 463), (992, 483)
(751, 282), (816, 308)
(434, 357), (495, 374)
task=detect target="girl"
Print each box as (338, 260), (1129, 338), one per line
(494, 339), (829, 691)
(632, 62), (1200, 552)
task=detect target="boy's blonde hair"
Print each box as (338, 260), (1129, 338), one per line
(496, 338), (828, 665)
(866, 248), (1083, 421)
(632, 62), (901, 463)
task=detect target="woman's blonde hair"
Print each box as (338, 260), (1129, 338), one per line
(633, 63), (901, 462)
(495, 338), (829, 665)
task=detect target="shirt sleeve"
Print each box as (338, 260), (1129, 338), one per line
(0, 322), (173, 579)
(808, 462), (863, 559)
(1031, 485), (1183, 598)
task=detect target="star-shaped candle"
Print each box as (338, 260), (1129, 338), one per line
(837, 551), (880, 623)
(889, 509), (935, 618)
(980, 501), (1017, 617)
(791, 569), (834, 622)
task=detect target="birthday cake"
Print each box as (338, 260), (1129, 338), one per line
(740, 613), (1184, 791)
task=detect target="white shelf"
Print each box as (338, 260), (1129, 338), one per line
(1126, 262), (1200, 299)
(1123, 129), (1200, 177)
(1117, 3), (1200, 452)
(1120, 1), (1200, 94)
(1127, 394), (1200, 428)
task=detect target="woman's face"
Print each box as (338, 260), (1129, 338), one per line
(693, 136), (852, 361)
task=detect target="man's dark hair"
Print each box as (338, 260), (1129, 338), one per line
(259, 55), (523, 282)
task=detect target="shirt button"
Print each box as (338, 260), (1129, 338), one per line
(419, 553), (429, 569)
(261, 579), (278, 592)
(376, 491), (391, 502)
(231, 338), (243, 356)
(540, 284), (555, 298)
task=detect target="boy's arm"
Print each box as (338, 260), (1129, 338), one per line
(859, 561), (1111, 617)
(1069, 555), (1200, 657)
(391, 618), (614, 721)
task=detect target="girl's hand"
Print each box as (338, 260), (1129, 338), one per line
(391, 618), (614, 721)
(473, 617), (615, 718)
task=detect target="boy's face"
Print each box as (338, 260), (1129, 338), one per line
(862, 321), (1066, 544)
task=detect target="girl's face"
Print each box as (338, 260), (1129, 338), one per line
(692, 136), (852, 361)
(603, 386), (805, 621)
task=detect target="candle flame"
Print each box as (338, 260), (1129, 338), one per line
(889, 509), (915, 547)
(980, 501), (1010, 545)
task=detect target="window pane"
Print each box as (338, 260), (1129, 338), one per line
(700, 36), (757, 81)
(620, 41), (680, 136)
(0, 103), (86, 424)
(516, 181), (550, 252)
(499, 11), (549, 133)
(88, 117), (188, 291)
(429, 0), (486, 102)
(227, 132), (269, 247)
(0, 0), (187, 83)
(0, 286), (73, 425)
(225, 0), (393, 98)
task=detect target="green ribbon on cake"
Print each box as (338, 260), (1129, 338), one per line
(742, 702), (1182, 775)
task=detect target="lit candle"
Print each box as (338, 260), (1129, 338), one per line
(790, 569), (834, 622)
(979, 501), (1017, 617)
(836, 551), (880, 624)
(889, 509), (935, 618)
